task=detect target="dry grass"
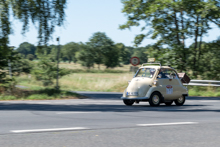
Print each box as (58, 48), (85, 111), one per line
(12, 62), (220, 97)
(59, 73), (133, 92)
(15, 71), (220, 96)
(16, 72), (134, 92)
(59, 62), (133, 71)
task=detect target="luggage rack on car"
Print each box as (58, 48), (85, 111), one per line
(141, 62), (161, 68)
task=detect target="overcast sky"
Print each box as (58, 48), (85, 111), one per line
(9, 0), (220, 48)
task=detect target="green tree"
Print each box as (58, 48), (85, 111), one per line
(0, 0), (67, 90)
(188, 39), (220, 80)
(16, 42), (36, 58)
(62, 42), (79, 63)
(115, 43), (131, 65)
(26, 54), (35, 61)
(132, 47), (149, 64)
(76, 43), (94, 69)
(88, 32), (119, 69)
(31, 57), (70, 86)
(120, 0), (220, 74)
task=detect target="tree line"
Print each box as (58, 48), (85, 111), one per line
(15, 30), (220, 80)
(15, 32), (150, 68)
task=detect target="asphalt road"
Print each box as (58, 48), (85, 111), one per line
(1, 92), (220, 147)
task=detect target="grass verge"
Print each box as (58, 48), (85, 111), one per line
(0, 88), (86, 101)
(14, 71), (220, 97)
(188, 86), (220, 97)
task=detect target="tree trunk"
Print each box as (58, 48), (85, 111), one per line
(181, 10), (186, 72)
(193, 15), (199, 75)
(174, 10), (181, 45)
(198, 20), (204, 61)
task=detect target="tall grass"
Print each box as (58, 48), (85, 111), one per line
(14, 63), (220, 97)
(59, 63), (132, 71)
(15, 73), (134, 92)
(60, 73), (133, 92)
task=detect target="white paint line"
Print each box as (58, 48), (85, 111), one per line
(56, 111), (100, 114)
(199, 100), (220, 103)
(137, 122), (198, 127)
(11, 127), (89, 133)
(186, 100), (195, 103)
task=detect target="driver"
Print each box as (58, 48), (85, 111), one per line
(158, 69), (166, 78)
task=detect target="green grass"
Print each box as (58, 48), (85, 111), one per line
(188, 86), (220, 97)
(0, 88), (86, 101)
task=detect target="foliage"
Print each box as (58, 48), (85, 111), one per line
(31, 57), (70, 86)
(194, 39), (220, 80)
(87, 32), (119, 68)
(115, 43), (131, 64)
(0, 47), (18, 94)
(61, 42), (80, 63)
(26, 54), (35, 61)
(0, 0), (67, 93)
(120, 0), (220, 73)
(76, 43), (94, 69)
(16, 42), (36, 58)
(12, 58), (33, 75)
(9, 0), (67, 45)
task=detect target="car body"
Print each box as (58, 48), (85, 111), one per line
(121, 63), (188, 106)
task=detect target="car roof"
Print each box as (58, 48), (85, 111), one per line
(139, 66), (173, 70)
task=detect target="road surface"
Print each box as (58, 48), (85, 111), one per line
(0, 92), (220, 147)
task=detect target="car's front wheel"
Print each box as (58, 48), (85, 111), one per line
(123, 99), (135, 106)
(149, 92), (161, 106)
(174, 96), (185, 106)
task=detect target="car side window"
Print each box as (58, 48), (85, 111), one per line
(166, 69), (178, 79)
(157, 69), (178, 79)
(157, 68), (168, 79)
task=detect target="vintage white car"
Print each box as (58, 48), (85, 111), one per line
(121, 62), (189, 106)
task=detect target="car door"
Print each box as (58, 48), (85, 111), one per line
(157, 68), (182, 100)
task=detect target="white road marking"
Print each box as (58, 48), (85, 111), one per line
(56, 111), (100, 114)
(137, 122), (198, 127)
(186, 100), (195, 103)
(199, 100), (220, 103)
(11, 127), (89, 133)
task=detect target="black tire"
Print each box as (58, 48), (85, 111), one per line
(123, 99), (135, 106)
(165, 101), (173, 106)
(149, 92), (161, 106)
(174, 96), (185, 106)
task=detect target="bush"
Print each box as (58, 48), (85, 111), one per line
(31, 57), (71, 86)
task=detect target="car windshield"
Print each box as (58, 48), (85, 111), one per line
(135, 68), (156, 78)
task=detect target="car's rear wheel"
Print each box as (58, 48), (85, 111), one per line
(123, 99), (135, 106)
(165, 101), (173, 106)
(149, 92), (161, 106)
(174, 96), (185, 106)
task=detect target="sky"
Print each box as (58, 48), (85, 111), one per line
(9, 0), (220, 48)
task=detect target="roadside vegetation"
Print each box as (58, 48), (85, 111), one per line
(0, 87), (85, 101)
(13, 62), (220, 97)
(1, 1), (220, 100)
(1, 61), (220, 100)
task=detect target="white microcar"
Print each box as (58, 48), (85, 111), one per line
(121, 62), (189, 106)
